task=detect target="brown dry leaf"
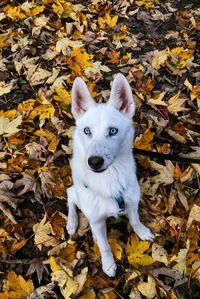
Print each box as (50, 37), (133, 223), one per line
(14, 172), (36, 196)
(150, 160), (174, 185)
(33, 214), (59, 250)
(34, 129), (59, 153)
(0, 271), (34, 299)
(25, 142), (47, 161)
(0, 190), (17, 224)
(75, 212), (90, 237)
(28, 68), (51, 86)
(50, 211), (67, 240)
(134, 129), (155, 151)
(186, 204), (200, 230)
(10, 239), (27, 254)
(177, 189), (189, 211)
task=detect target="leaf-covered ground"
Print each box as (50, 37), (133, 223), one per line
(0, 0), (200, 298)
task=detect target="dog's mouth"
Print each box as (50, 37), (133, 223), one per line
(92, 168), (107, 173)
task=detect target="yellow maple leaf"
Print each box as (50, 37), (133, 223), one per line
(93, 239), (123, 260)
(78, 290), (96, 299)
(0, 109), (17, 119)
(148, 91), (167, 106)
(0, 271), (34, 299)
(18, 99), (36, 114)
(126, 234), (154, 267)
(54, 87), (71, 106)
(3, 5), (26, 20)
(29, 104), (55, 120)
(135, 0), (153, 9)
(31, 6), (45, 16)
(98, 13), (118, 29)
(52, 3), (64, 16)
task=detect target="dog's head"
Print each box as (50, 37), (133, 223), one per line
(71, 73), (135, 172)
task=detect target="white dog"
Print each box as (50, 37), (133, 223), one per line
(67, 73), (154, 277)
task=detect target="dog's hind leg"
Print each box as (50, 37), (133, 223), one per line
(125, 181), (154, 241)
(90, 220), (117, 277)
(66, 186), (78, 235)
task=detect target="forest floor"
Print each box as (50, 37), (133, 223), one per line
(0, 0), (200, 298)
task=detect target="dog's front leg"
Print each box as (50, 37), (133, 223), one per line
(66, 187), (78, 235)
(90, 220), (117, 277)
(125, 181), (154, 241)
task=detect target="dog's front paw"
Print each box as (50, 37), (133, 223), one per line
(102, 252), (117, 277)
(67, 214), (78, 235)
(133, 223), (154, 242)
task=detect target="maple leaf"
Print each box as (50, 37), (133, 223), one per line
(50, 256), (88, 298)
(29, 104), (55, 121)
(137, 275), (157, 298)
(33, 214), (59, 250)
(0, 271), (34, 299)
(134, 129), (155, 151)
(26, 258), (49, 284)
(0, 116), (22, 136)
(167, 91), (189, 115)
(151, 243), (169, 266)
(94, 239), (123, 261)
(126, 234), (154, 267)
(98, 13), (118, 29)
(14, 172), (40, 199)
(54, 87), (71, 106)
(151, 49), (168, 69)
(34, 129), (59, 153)
(0, 81), (14, 96)
(186, 204), (200, 230)
(150, 160), (174, 185)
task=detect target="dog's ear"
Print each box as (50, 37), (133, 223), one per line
(108, 73), (135, 118)
(72, 77), (96, 120)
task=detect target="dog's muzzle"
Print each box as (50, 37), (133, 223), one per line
(88, 156), (105, 172)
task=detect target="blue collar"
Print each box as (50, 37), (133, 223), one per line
(115, 191), (125, 213)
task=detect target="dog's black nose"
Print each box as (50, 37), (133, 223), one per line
(88, 156), (104, 170)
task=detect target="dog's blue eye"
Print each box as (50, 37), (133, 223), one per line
(109, 127), (118, 136)
(84, 127), (91, 136)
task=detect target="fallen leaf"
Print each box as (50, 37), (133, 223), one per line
(186, 204), (200, 230)
(0, 81), (14, 96)
(126, 234), (154, 267)
(152, 243), (169, 266)
(0, 116), (22, 136)
(33, 214), (59, 250)
(137, 275), (157, 298)
(0, 271), (34, 299)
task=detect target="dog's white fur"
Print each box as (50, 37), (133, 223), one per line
(67, 74), (154, 277)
